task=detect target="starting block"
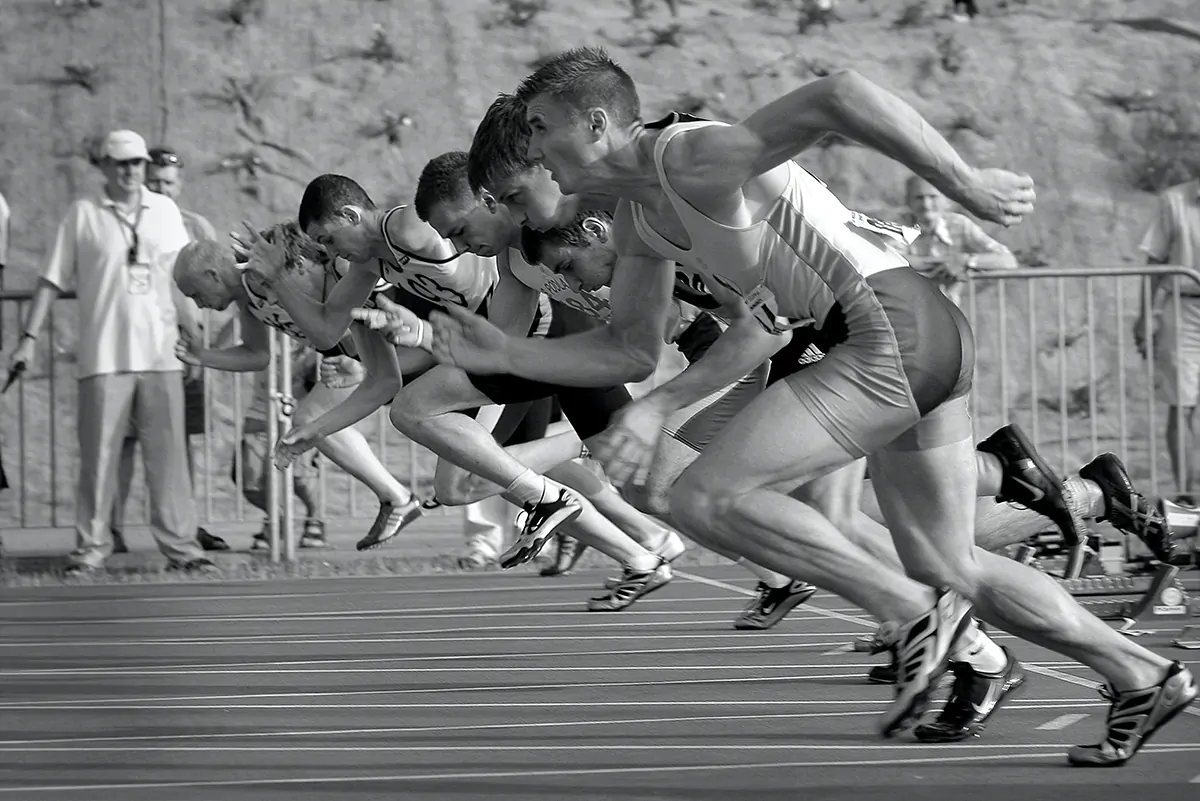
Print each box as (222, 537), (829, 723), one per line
(1176, 625), (1200, 649)
(1058, 563), (1198, 636)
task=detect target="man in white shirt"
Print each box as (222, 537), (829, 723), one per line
(7, 129), (214, 573)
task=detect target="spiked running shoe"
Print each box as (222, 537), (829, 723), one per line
(978, 424), (1086, 546)
(587, 561), (673, 611)
(540, 534), (589, 577)
(868, 650), (900, 685)
(733, 580), (818, 630)
(878, 590), (974, 738)
(913, 647), (1027, 742)
(1079, 453), (1180, 565)
(604, 530), (687, 589)
(1067, 661), (1197, 766)
(501, 488), (583, 569)
(356, 497), (425, 551)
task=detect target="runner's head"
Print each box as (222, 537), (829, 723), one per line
(468, 94), (576, 232)
(414, 151), (514, 258)
(519, 209), (616, 293)
(298, 174), (378, 262)
(174, 238), (240, 311)
(515, 47), (641, 194)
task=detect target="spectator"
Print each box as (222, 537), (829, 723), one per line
(109, 145), (229, 553)
(902, 175), (1018, 307)
(6, 129), (215, 573)
(237, 347), (331, 550)
(1135, 177), (1200, 501)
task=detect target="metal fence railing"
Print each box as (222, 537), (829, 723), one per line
(0, 290), (461, 560)
(963, 265), (1200, 499)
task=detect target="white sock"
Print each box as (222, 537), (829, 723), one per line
(737, 558), (792, 589)
(505, 469), (550, 507)
(626, 551), (661, 574)
(950, 620), (1008, 674)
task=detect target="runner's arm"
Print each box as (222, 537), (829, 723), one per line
(641, 284), (789, 413)
(291, 323), (402, 440)
(499, 204), (673, 385)
(679, 70), (977, 203)
(190, 306), (272, 372)
(270, 261), (381, 351)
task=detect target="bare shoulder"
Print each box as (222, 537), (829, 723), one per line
(612, 200), (660, 260)
(660, 123), (759, 194)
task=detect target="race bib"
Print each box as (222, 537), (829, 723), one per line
(128, 263), (152, 295)
(847, 211), (921, 246)
(712, 275), (813, 336)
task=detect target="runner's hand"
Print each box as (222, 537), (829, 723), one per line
(274, 424), (319, 470)
(955, 168), (1036, 227)
(428, 304), (510, 374)
(319, 354), (364, 388)
(350, 294), (426, 349)
(591, 397), (671, 489)
(239, 221), (288, 285)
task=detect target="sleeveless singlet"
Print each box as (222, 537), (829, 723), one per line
(240, 264), (334, 346)
(377, 206), (499, 312)
(629, 114), (915, 334)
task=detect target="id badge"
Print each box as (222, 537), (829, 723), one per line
(128, 262), (152, 295)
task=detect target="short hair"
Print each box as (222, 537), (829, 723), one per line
(519, 208), (614, 266)
(515, 46), (640, 127)
(468, 93), (534, 194)
(175, 238), (234, 282)
(413, 151), (474, 222)
(298, 174), (376, 231)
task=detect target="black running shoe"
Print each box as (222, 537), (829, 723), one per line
(733, 580), (818, 630)
(197, 527), (231, 552)
(868, 650), (899, 685)
(1067, 662), (1197, 766)
(978, 424), (1085, 546)
(1079, 453), (1180, 565)
(586, 562), (672, 611)
(501, 488), (583, 569)
(540, 534), (589, 577)
(356, 498), (424, 552)
(914, 648), (1027, 742)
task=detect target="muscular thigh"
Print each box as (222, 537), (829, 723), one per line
(397, 365), (494, 418)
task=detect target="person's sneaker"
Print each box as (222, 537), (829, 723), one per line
(540, 534), (589, 577)
(64, 562), (102, 575)
(587, 561), (672, 611)
(733, 580), (818, 630)
(978, 424), (1086, 546)
(868, 650), (899, 685)
(1067, 662), (1197, 766)
(166, 558), (220, 575)
(356, 497), (425, 552)
(299, 519), (333, 550)
(456, 547), (496, 571)
(1079, 453), (1180, 565)
(878, 590), (974, 738)
(604, 530), (686, 589)
(110, 529), (129, 554)
(421, 497), (444, 512)
(251, 530), (271, 551)
(913, 648), (1027, 742)
(501, 488), (583, 569)
(197, 527), (231, 552)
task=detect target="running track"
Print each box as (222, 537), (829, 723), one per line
(1, 565), (1198, 800)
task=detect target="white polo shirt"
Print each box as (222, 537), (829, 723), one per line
(41, 189), (190, 379)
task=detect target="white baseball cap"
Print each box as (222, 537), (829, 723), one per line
(100, 130), (150, 162)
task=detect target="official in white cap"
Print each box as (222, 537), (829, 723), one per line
(7, 129), (216, 573)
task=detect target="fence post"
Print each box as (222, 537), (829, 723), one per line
(264, 329), (281, 563)
(278, 333), (296, 563)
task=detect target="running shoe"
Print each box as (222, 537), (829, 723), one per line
(456, 547), (496, 571)
(166, 557), (221, 575)
(500, 488), (583, 569)
(1067, 662), (1197, 766)
(587, 561), (672, 611)
(540, 534), (589, 577)
(355, 497), (425, 552)
(878, 590), (974, 738)
(197, 527), (231, 552)
(733, 580), (818, 630)
(604, 530), (686, 588)
(868, 651), (899, 685)
(1079, 453), (1180, 565)
(977, 424), (1086, 546)
(913, 647), (1027, 742)
(299, 519), (333, 550)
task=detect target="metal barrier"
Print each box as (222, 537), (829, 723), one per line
(0, 290), (460, 560)
(963, 265), (1200, 500)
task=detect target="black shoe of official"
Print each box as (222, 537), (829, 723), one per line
(540, 534), (589, 577)
(197, 527), (231, 552)
(1079, 453), (1180, 565)
(978, 424), (1085, 546)
(914, 648), (1027, 742)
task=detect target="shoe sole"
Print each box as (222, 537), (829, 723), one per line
(500, 504), (582, 569)
(587, 571), (673, 612)
(356, 502), (425, 552)
(732, 585), (818, 630)
(912, 668), (1028, 742)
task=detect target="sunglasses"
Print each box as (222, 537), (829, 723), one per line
(150, 151), (183, 168)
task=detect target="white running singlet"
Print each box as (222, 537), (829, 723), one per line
(377, 206), (498, 312)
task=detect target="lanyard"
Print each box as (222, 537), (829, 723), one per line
(108, 193), (145, 265)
